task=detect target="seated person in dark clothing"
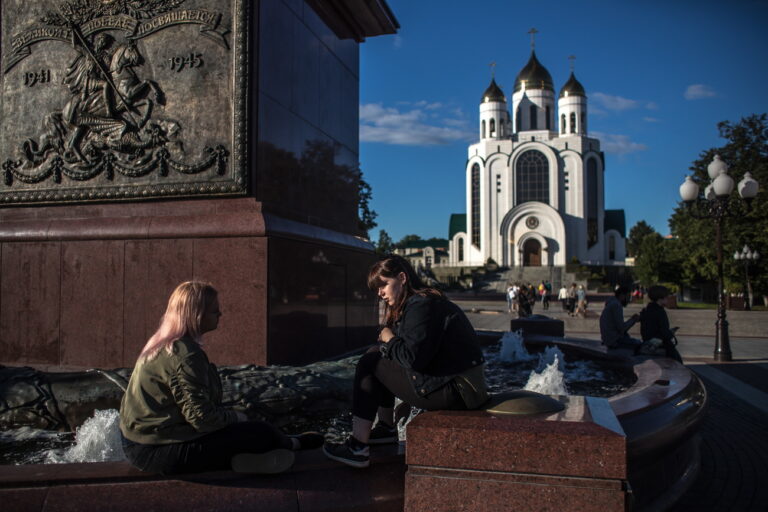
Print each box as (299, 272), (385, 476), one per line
(323, 255), (488, 469)
(640, 285), (683, 363)
(599, 285), (642, 351)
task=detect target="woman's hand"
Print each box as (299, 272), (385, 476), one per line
(379, 327), (395, 343)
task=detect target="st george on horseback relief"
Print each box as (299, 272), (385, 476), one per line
(0, 0), (247, 204)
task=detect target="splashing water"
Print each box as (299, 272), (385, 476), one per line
(535, 345), (566, 373)
(44, 409), (125, 464)
(395, 399), (423, 442)
(524, 354), (568, 395)
(499, 330), (535, 362)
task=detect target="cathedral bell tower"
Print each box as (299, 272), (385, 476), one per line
(479, 75), (510, 140)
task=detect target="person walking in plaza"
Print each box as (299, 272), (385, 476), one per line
(640, 285), (683, 363)
(599, 284), (642, 351)
(567, 283), (577, 316)
(506, 283), (516, 313)
(119, 281), (323, 475)
(323, 256), (488, 468)
(539, 281), (550, 310)
(558, 285), (568, 311)
(576, 285), (588, 317)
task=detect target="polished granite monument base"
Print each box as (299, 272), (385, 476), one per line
(404, 396), (629, 512)
(0, 198), (377, 368)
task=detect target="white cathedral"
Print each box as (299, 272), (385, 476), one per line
(447, 49), (627, 268)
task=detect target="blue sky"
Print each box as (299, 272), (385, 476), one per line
(358, 0), (768, 243)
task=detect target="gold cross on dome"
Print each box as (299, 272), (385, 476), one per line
(528, 28), (538, 49)
(489, 61), (496, 78)
(568, 55), (576, 72)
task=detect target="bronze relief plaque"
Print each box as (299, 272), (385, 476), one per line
(0, 0), (246, 204)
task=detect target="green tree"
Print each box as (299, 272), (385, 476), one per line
(634, 233), (664, 286)
(668, 114), (768, 300)
(627, 220), (656, 258)
(395, 234), (422, 249)
(375, 230), (394, 255)
(357, 173), (377, 237)
(633, 234), (684, 288)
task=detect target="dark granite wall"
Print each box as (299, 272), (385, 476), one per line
(256, 0), (361, 236)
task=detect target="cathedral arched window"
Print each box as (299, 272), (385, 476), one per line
(516, 107), (521, 132)
(490, 118), (496, 137)
(458, 237), (465, 262)
(561, 114), (566, 134)
(587, 158), (598, 247)
(482, 120), (486, 139)
(529, 105), (537, 130)
(471, 164), (481, 248)
(581, 113), (586, 134)
(570, 112), (576, 134)
(515, 150), (549, 205)
(546, 106), (551, 130)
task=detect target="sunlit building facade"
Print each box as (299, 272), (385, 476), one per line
(448, 50), (626, 267)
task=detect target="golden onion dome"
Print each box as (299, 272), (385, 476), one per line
(513, 51), (554, 93)
(559, 72), (586, 98)
(481, 78), (506, 103)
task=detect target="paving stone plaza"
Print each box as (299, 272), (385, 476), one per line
(457, 294), (768, 512)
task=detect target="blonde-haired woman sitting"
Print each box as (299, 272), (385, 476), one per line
(119, 281), (322, 474)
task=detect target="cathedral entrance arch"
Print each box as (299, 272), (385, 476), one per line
(523, 239), (542, 266)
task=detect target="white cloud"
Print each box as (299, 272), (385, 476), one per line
(590, 131), (647, 155)
(642, 117), (661, 123)
(592, 92), (639, 111)
(645, 101), (659, 110)
(360, 102), (473, 146)
(392, 35), (403, 49)
(684, 84), (716, 100)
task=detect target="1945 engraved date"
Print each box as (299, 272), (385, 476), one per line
(168, 53), (203, 72)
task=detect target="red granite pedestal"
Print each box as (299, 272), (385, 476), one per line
(0, 198), (377, 369)
(404, 396), (630, 512)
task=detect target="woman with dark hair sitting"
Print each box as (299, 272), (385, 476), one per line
(323, 255), (488, 468)
(639, 285), (683, 363)
(119, 281), (323, 475)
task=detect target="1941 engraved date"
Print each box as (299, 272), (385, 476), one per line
(168, 53), (204, 72)
(24, 69), (52, 87)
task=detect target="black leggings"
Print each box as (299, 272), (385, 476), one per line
(121, 420), (291, 474)
(352, 348), (466, 421)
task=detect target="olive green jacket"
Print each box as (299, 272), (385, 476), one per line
(119, 336), (238, 445)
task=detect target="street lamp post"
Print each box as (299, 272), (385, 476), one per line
(679, 155), (760, 362)
(734, 245), (760, 311)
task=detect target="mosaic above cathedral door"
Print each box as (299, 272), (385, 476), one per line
(0, 0), (246, 205)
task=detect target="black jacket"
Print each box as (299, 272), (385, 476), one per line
(380, 294), (484, 397)
(640, 302), (674, 343)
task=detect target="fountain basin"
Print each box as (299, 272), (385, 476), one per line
(0, 334), (706, 511)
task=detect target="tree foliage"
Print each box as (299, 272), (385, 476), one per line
(634, 234), (684, 288)
(375, 230), (394, 256)
(668, 114), (768, 297)
(394, 234), (422, 249)
(357, 173), (377, 237)
(627, 221), (656, 258)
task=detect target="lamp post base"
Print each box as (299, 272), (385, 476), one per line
(714, 317), (732, 362)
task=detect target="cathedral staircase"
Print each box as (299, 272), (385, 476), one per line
(494, 266), (585, 292)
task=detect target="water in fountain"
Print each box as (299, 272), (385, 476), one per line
(524, 354), (568, 395)
(499, 330), (535, 362)
(44, 409), (125, 464)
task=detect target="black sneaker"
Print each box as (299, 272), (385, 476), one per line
(368, 422), (398, 445)
(288, 431), (325, 450)
(322, 437), (370, 468)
